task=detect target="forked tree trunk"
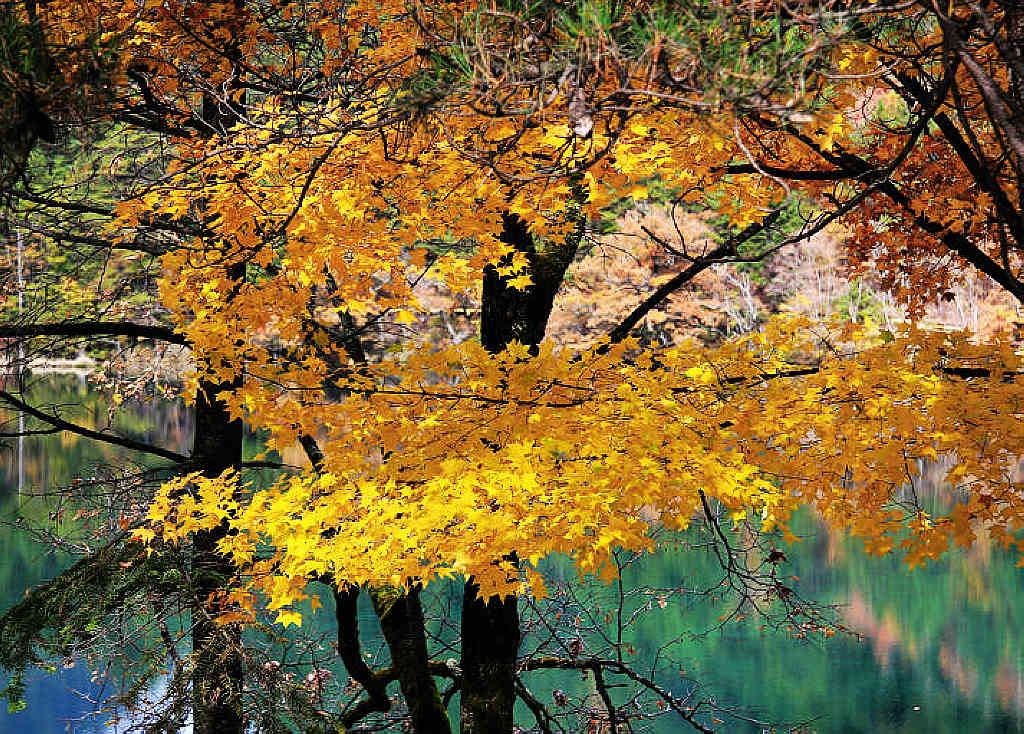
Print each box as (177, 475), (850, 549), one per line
(309, 311), (451, 733)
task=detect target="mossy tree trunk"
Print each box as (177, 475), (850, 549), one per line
(371, 586), (452, 733)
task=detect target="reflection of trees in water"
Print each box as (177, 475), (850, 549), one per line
(844, 591), (902, 669)
(894, 454), (1024, 514)
(939, 637), (980, 701)
(996, 663), (1024, 719)
(0, 374), (191, 493)
(807, 474), (1024, 727)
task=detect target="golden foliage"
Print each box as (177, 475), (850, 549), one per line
(30, 0), (1024, 625)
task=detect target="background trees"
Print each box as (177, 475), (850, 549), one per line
(2, 1), (1023, 732)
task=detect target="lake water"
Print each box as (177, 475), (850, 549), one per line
(2, 376), (1023, 733)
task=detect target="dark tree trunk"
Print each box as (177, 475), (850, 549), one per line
(334, 585), (391, 723)
(480, 213), (569, 354)
(371, 586), (452, 733)
(190, 378), (245, 734)
(188, 20), (247, 732)
(308, 305), (450, 733)
(461, 208), (582, 733)
(460, 582), (521, 734)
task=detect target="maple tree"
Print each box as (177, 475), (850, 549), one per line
(3, 0), (1024, 731)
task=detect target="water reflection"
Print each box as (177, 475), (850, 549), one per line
(1, 378), (1023, 732)
(0, 373), (191, 495)
(0, 374), (191, 734)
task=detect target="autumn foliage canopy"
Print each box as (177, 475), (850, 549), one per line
(9, 0), (1024, 633)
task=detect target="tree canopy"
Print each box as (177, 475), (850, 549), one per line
(4, 0), (1024, 731)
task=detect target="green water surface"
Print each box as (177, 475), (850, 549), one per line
(2, 376), (1022, 733)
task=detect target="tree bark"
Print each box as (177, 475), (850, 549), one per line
(480, 213), (570, 354)
(190, 377), (244, 734)
(305, 304), (450, 733)
(461, 208), (582, 733)
(460, 582), (521, 734)
(333, 585), (391, 725)
(188, 12), (247, 730)
(371, 586), (452, 733)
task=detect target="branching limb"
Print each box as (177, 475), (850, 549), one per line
(514, 675), (561, 734)
(0, 322), (186, 345)
(604, 209), (784, 346)
(520, 657), (714, 734)
(0, 389), (187, 462)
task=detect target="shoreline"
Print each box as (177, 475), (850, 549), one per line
(1, 357), (96, 377)
(1, 344), (191, 381)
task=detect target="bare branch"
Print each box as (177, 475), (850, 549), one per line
(0, 322), (186, 345)
(0, 389), (188, 463)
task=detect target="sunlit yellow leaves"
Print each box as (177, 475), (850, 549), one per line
(507, 274), (534, 290)
(274, 610), (303, 628)
(394, 309), (419, 325)
(131, 527), (156, 545)
(59, 0), (1023, 634)
(140, 311), (1024, 625)
(683, 365), (715, 384)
